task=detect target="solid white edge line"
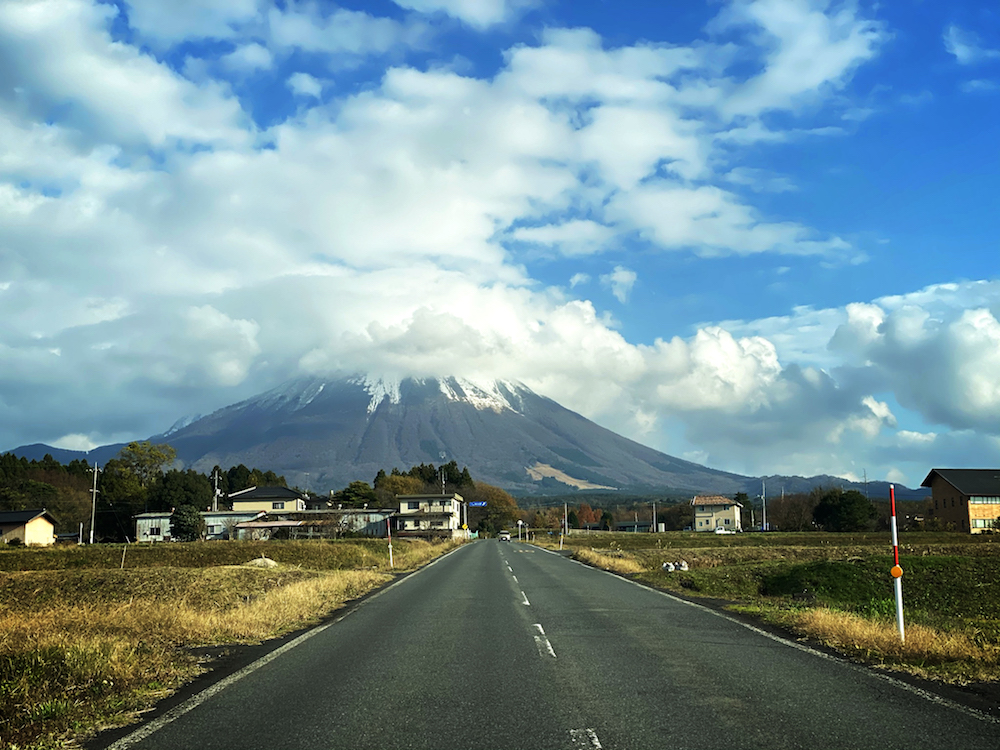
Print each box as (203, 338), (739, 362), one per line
(105, 543), (471, 749)
(527, 544), (1000, 726)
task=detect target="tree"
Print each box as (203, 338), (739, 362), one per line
(600, 510), (614, 531)
(333, 480), (379, 508)
(227, 464), (253, 492)
(577, 503), (598, 525)
(374, 474), (424, 504)
(567, 509), (580, 529)
(170, 504), (205, 542)
(465, 483), (519, 534)
(149, 469), (212, 511)
(813, 489), (877, 532)
(117, 441), (176, 489)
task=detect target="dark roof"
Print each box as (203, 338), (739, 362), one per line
(0, 509), (57, 526)
(921, 469), (1000, 495)
(228, 486), (305, 501)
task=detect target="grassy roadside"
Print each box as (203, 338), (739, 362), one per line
(532, 532), (1000, 684)
(0, 538), (462, 749)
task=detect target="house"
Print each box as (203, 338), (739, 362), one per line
(396, 494), (465, 539)
(241, 508), (395, 540)
(0, 509), (57, 546)
(921, 469), (1000, 533)
(228, 486), (308, 513)
(616, 521), (651, 533)
(691, 496), (742, 532)
(135, 510), (265, 542)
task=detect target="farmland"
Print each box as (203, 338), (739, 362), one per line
(0, 538), (461, 749)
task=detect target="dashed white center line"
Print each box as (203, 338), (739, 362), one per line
(512, 574), (518, 583)
(521, 590), (531, 606)
(569, 728), (603, 749)
(533, 623), (556, 658)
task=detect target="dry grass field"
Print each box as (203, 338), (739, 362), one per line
(0, 538), (462, 750)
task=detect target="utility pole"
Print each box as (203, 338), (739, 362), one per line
(652, 501), (656, 533)
(212, 467), (221, 512)
(762, 479), (767, 532)
(89, 464), (100, 544)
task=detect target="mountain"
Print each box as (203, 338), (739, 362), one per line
(147, 375), (755, 494)
(4, 375), (929, 499)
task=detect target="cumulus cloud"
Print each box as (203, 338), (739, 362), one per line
(287, 72), (323, 98)
(0, 0), (249, 150)
(221, 43), (274, 73)
(600, 266), (637, 303)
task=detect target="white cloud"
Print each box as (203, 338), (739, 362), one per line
(0, 0), (250, 150)
(287, 72), (323, 99)
(944, 24), (1000, 65)
(268, 3), (423, 58)
(392, 0), (535, 29)
(52, 433), (99, 451)
(511, 220), (616, 256)
(221, 43), (274, 73)
(600, 266), (637, 303)
(569, 273), (589, 288)
(123, 0), (259, 46)
(713, 0), (887, 117)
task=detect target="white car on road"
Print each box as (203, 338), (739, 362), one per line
(498, 531), (511, 541)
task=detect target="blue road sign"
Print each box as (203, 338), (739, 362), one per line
(468, 501), (487, 507)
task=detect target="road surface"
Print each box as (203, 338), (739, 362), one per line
(97, 540), (999, 749)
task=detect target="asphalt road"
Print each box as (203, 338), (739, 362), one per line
(99, 540), (1000, 750)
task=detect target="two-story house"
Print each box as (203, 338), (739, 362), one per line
(691, 495), (742, 532)
(396, 493), (464, 539)
(228, 486), (308, 513)
(921, 469), (1000, 533)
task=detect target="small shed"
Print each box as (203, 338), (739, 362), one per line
(0, 509), (57, 546)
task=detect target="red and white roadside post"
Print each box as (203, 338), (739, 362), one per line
(889, 484), (905, 642)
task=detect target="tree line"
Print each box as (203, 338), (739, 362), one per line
(0, 443), (287, 542)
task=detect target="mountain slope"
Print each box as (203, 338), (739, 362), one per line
(147, 375), (751, 494)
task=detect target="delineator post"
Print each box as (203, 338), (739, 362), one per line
(889, 484), (905, 642)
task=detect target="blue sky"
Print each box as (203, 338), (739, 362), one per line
(1, 0), (999, 488)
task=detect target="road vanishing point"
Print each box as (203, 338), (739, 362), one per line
(94, 541), (999, 750)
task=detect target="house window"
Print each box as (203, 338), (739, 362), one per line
(431, 521), (443, 527)
(408, 502), (420, 510)
(724, 519), (730, 525)
(149, 526), (161, 536)
(272, 502), (285, 510)
(206, 525), (219, 534)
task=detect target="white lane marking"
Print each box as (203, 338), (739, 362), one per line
(540, 544), (1000, 726)
(106, 543), (472, 748)
(569, 728), (603, 749)
(521, 590), (531, 606)
(512, 575), (518, 583)
(533, 623), (556, 658)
